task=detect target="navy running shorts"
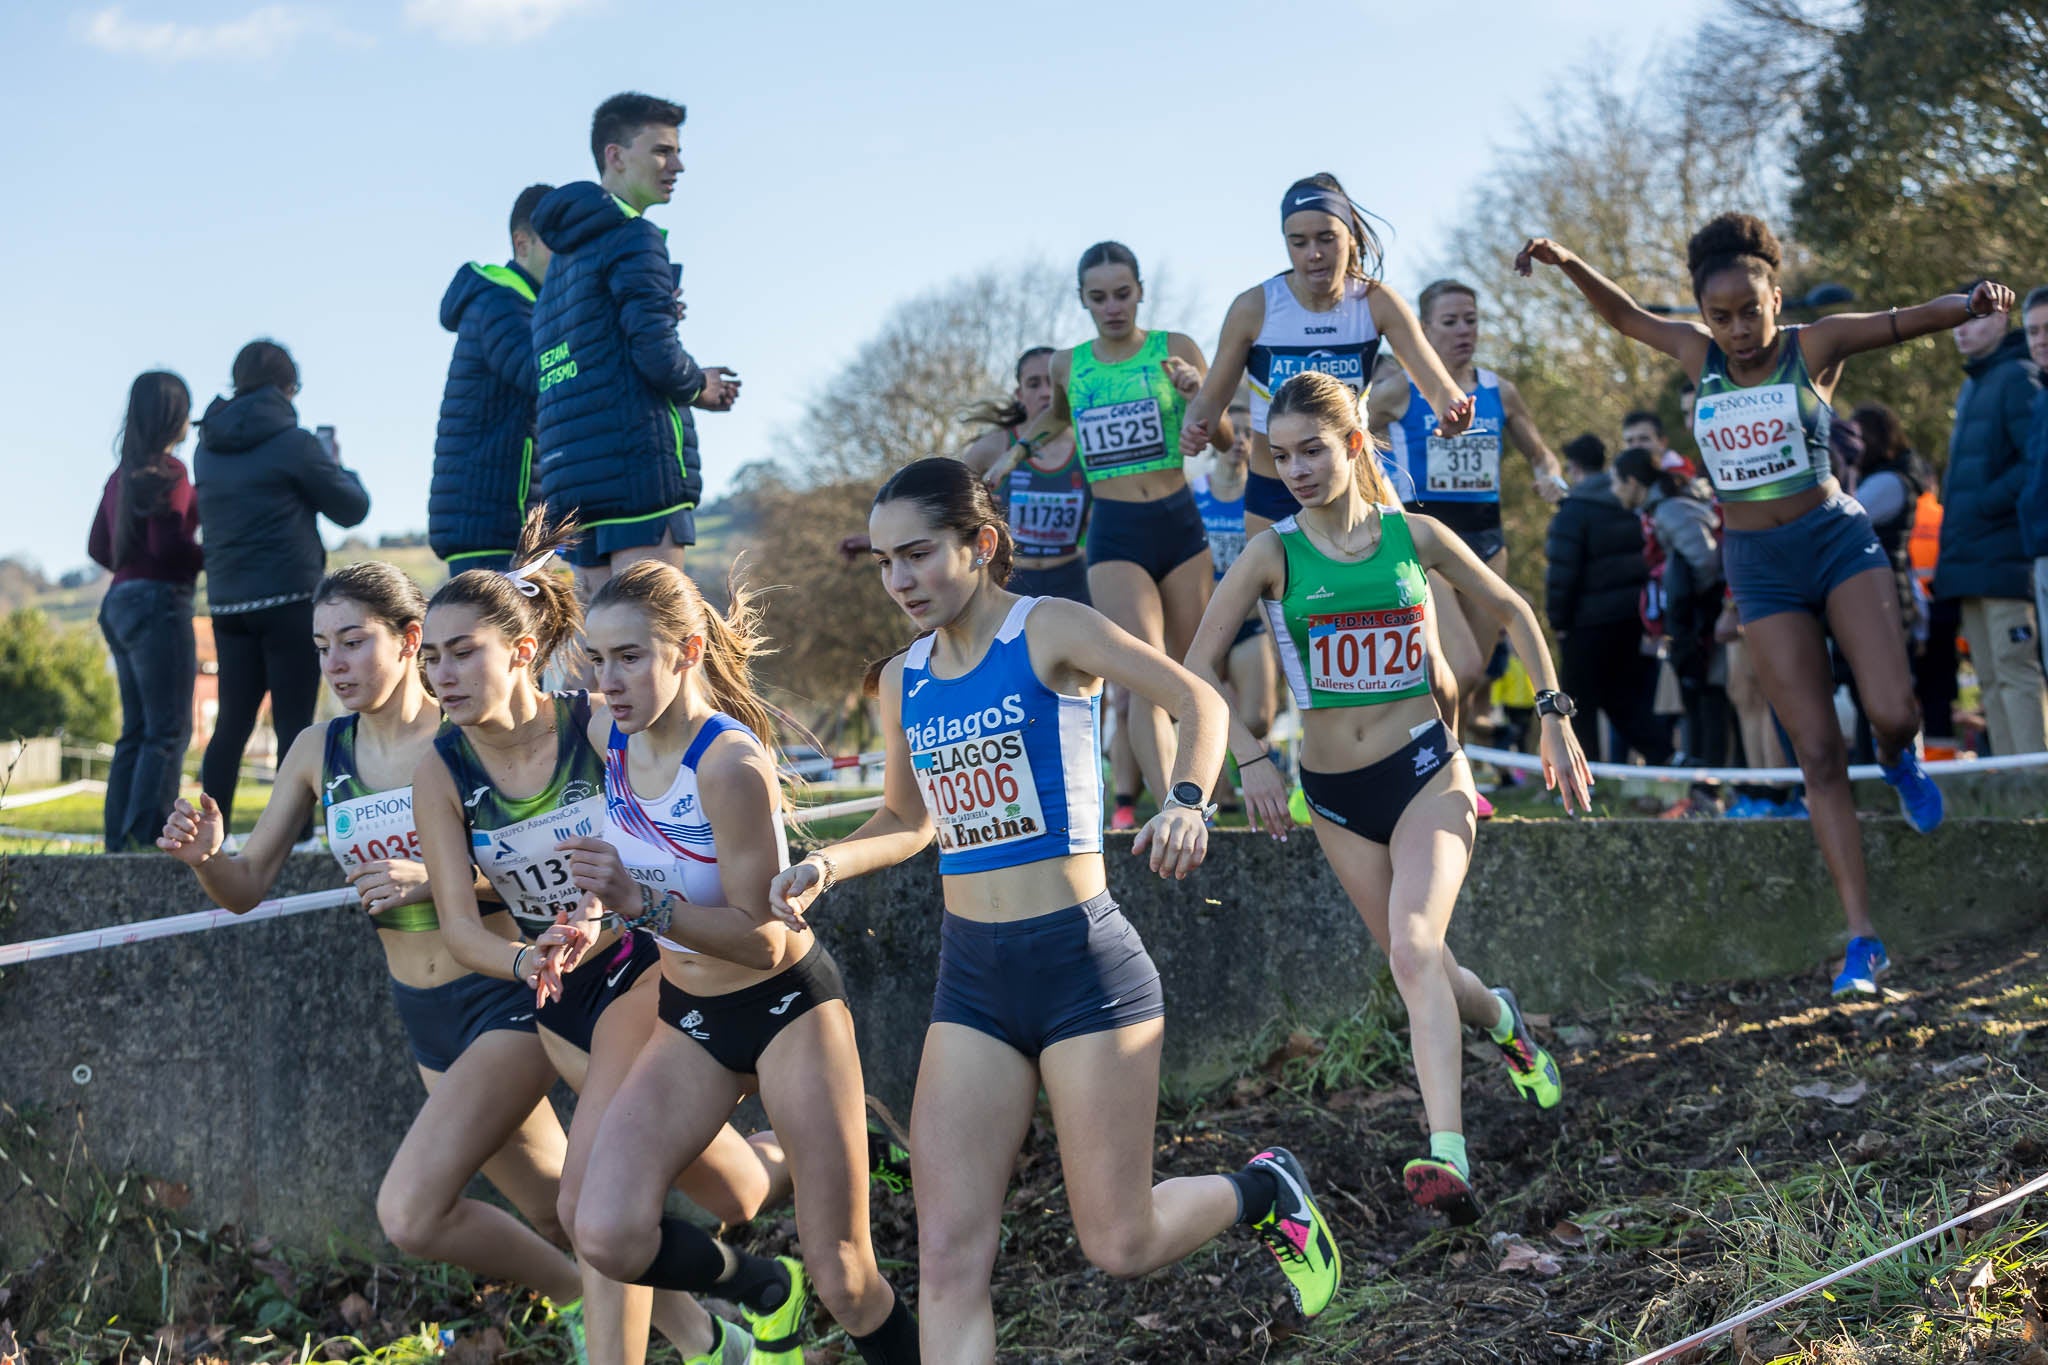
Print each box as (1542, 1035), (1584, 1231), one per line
(1300, 719), (1462, 845)
(1244, 469), (1300, 523)
(1232, 615), (1267, 648)
(1085, 487), (1211, 582)
(932, 891), (1165, 1058)
(1724, 494), (1887, 624)
(534, 929), (661, 1053)
(1009, 556), (1092, 605)
(388, 971), (538, 1073)
(566, 507), (698, 569)
(658, 940), (847, 1075)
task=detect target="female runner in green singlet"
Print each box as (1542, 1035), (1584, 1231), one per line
(411, 510), (789, 1365)
(983, 241), (1232, 805)
(1188, 371), (1591, 1224)
(1517, 212), (2012, 998)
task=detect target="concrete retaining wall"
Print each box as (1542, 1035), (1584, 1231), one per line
(2, 819), (2042, 1249)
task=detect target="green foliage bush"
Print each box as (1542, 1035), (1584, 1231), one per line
(0, 607), (117, 745)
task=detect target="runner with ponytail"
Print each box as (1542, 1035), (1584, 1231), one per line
(1517, 213), (2013, 997)
(961, 346), (1092, 605)
(773, 457), (1343, 1360)
(563, 561), (917, 1365)
(411, 508), (784, 1365)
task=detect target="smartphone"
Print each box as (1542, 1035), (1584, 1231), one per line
(671, 264), (683, 290)
(315, 425), (337, 459)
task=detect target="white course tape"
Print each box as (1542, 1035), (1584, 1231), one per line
(1624, 1168), (2048, 1364)
(796, 795), (886, 821)
(1463, 744), (2048, 787)
(0, 779), (104, 811)
(0, 826), (102, 847)
(0, 887), (362, 969)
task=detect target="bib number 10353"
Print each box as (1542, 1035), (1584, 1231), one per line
(1308, 606), (1426, 695)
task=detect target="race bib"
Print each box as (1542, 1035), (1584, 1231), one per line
(1208, 528), (1246, 576)
(327, 785), (420, 869)
(1009, 489), (1086, 550)
(471, 795), (608, 928)
(1692, 384), (1805, 492)
(1307, 606), (1427, 696)
(911, 730), (1047, 853)
(1425, 431), (1500, 495)
(1075, 399), (1166, 475)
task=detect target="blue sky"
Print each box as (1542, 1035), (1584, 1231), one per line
(1, 0), (1708, 576)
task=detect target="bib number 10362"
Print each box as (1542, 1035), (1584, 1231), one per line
(1692, 384), (1806, 491)
(1308, 606), (1426, 695)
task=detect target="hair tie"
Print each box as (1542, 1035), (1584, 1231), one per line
(1281, 184), (1355, 228)
(501, 554), (554, 598)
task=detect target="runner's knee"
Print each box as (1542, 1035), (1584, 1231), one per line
(1074, 1217), (1155, 1280)
(571, 1201), (650, 1281)
(377, 1173), (452, 1259)
(917, 1206), (1002, 1299)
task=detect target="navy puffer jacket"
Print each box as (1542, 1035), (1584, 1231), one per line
(428, 261), (540, 564)
(1935, 329), (2039, 600)
(2017, 378), (2048, 559)
(529, 183), (703, 528)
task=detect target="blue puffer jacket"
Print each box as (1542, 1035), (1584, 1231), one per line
(529, 182), (703, 529)
(2018, 376), (2048, 559)
(428, 261), (540, 564)
(1935, 329), (2040, 600)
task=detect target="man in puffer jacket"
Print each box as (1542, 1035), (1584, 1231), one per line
(428, 183), (554, 572)
(1936, 294), (2044, 754)
(2017, 286), (2048, 678)
(530, 92), (739, 586)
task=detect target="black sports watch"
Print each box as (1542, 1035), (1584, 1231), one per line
(1162, 781), (1217, 820)
(1534, 689), (1578, 720)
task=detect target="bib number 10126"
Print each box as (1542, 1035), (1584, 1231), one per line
(1307, 606), (1426, 695)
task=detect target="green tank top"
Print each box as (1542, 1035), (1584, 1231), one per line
(1692, 324), (1831, 503)
(1261, 508), (1432, 710)
(323, 715), (439, 933)
(1066, 330), (1184, 483)
(431, 692), (609, 937)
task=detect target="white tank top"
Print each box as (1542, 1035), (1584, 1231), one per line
(1245, 274), (1382, 434)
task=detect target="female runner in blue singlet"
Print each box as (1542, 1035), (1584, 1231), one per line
(1517, 213), (2013, 998)
(157, 563), (593, 1311)
(961, 346), (1092, 604)
(410, 510), (788, 1365)
(1180, 173), (1476, 537)
(560, 562), (918, 1365)
(767, 458), (1344, 1360)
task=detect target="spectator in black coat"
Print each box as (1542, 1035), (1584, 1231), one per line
(1544, 433), (1670, 762)
(428, 183), (554, 573)
(193, 339), (369, 828)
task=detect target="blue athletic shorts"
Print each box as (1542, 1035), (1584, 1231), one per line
(1009, 556), (1092, 605)
(1085, 487), (1210, 582)
(932, 892), (1165, 1058)
(388, 971), (538, 1073)
(534, 929), (661, 1052)
(566, 507), (698, 569)
(1232, 615), (1266, 648)
(1244, 469), (1300, 523)
(1724, 494), (1886, 624)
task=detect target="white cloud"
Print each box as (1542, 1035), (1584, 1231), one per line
(403, 0), (593, 43)
(80, 5), (364, 62)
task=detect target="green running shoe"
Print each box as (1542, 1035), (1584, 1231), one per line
(742, 1256), (811, 1365)
(1402, 1155), (1481, 1225)
(551, 1297), (589, 1365)
(866, 1097), (912, 1196)
(683, 1317), (755, 1365)
(1245, 1146), (1342, 1317)
(1491, 986), (1563, 1109)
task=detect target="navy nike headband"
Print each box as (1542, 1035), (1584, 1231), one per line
(1282, 185), (1354, 227)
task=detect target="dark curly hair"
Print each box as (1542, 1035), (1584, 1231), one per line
(1687, 212), (1782, 300)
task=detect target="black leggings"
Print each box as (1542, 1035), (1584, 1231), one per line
(201, 599), (320, 833)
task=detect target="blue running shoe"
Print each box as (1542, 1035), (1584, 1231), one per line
(1831, 936), (1890, 997)
(1880, 750), (1944, 833)
(1722, 795), (1770, 819)
(1773, 795), (1808, 819)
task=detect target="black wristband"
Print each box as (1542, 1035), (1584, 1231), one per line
(1237, 750), (1274, 769)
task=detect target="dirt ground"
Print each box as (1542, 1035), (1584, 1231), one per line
(6, 926), (2044, 1364)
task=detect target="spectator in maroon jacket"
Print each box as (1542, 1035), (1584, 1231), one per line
(88, 372), (204, 850)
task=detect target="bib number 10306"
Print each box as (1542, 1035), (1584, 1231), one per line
(1307, 606), (1426, 695)
(911, 731), (1047, 853)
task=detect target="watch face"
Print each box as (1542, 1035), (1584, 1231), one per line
(1170, 782), (1204, 807)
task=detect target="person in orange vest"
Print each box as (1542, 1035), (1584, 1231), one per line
(1909, 483), (1961, 757)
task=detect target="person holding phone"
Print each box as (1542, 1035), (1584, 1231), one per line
(193, 338), (369, 830)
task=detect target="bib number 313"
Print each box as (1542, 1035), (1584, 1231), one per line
(1308, 606), (1426, 695)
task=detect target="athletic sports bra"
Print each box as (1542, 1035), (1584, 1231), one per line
(324, 714), (438, 933)
(1066, 331), (1185, 484)
(1263, 509), (1433, 711)
(1190, 472), (1247, 582)
(1385, 370), (1507, 506)
(1005, 440), (1091, 560)
(601, 713), (789, 956)
(1246, 274), (1382, 434)
(900, 596), (1103, 875)
(433, 691), (609, 936)
(1692, 325), (1831, 503)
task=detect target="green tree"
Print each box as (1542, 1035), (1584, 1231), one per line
(0, 608), (118, 745)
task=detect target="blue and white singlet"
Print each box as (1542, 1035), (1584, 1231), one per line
(1245, 274), (1382, 434)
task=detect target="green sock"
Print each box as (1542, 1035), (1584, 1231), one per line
(1429, 1131), (1470, 1181)
(1487, 994), (1517, 1045)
